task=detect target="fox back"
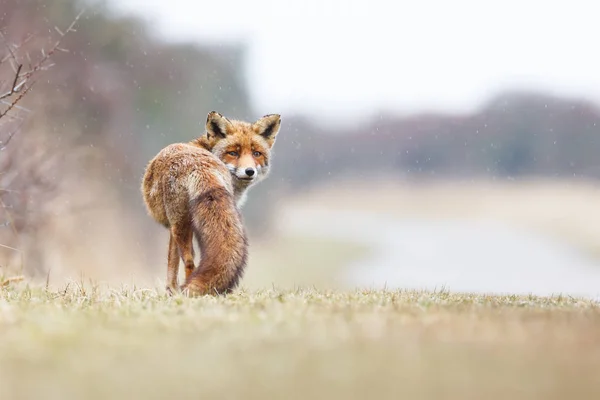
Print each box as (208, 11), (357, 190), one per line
(142, 143), (234, 228)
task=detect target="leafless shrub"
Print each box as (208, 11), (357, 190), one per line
(0, 11), (83, 275)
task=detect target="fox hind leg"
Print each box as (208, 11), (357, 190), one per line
(171, 224), (196, 284)
(184, 228), (195, 281)
(166, 232), (180, 294)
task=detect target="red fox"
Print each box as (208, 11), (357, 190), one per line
(141, 111), (282, 296)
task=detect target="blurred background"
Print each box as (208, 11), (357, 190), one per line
(1, 0), (600, 297)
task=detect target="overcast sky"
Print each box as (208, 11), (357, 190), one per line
(109, 0), (600, 126)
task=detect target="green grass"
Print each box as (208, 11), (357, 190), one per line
(1, 283), (599, 400)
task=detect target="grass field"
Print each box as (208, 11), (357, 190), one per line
(1, 179), (600, 399)
(1, 282), (599, 400)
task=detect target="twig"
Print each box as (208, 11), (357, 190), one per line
(0, 33), (33, 65)
(0, 9), (84, 120)
(0, 63), (21, 100)
(15, 9), (84, 85)
(0, 79), (34, 120)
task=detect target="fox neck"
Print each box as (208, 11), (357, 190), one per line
(188, 137), (260, 209)
(189, 137), (210, 150)
(233, 178), (254, 208)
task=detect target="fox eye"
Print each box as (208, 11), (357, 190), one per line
(252, 151), (262, 157)
(227, 151), (239, 157)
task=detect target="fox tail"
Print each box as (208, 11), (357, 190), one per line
(182, 187), (248, 296)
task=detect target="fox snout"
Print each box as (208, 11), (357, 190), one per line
(234, 166), (259, 180)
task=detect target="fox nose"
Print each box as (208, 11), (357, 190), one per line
(245, 168), (255, 177)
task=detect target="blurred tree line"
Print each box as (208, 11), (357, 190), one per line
(0, 0), (251, 274)
(264, 91), (600, 191)
(248, 90), (600, 234)
(2, 0), (600, 275)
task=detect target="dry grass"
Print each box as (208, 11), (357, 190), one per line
(1, 178), (598, 399)
(0, 282), (598, 400)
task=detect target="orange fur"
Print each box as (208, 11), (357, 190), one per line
(193, 111), (282, 207)
(141, 111), (281, 296)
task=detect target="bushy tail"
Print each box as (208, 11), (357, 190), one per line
(181, 188), (249, 296)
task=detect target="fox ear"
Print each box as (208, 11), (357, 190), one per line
(206, 111), (232, 140)
(254, 114), (281, 144)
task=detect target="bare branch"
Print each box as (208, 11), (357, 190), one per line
(0, 9), (85, 120)
(16, 9), (85, 84)
(0, 31), (18, 65)
(0, 79), (35, 120)
(0, 63), (22, 100)
(0, 9), (86, 275)
(0, 118), (26, 149)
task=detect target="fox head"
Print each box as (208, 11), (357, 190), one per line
(202, 111), (281, 190)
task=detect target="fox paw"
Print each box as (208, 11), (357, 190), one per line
(180, 283), (201, 297)
(166, 285), (180, 296)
